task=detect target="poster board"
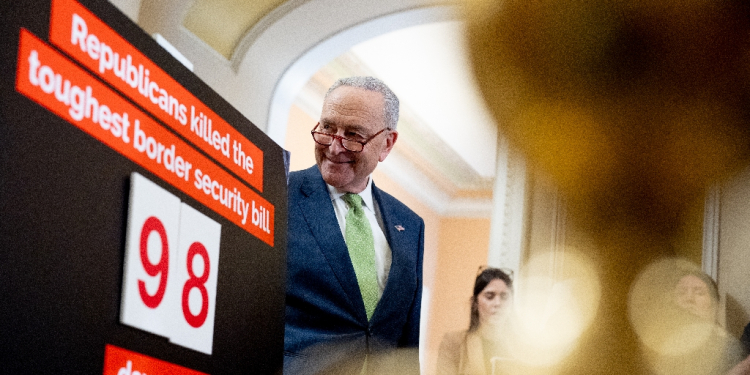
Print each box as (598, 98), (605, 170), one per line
(0, 0), (287, 373)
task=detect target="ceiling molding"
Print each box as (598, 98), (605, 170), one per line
(380, 152), (493, 217)
(265, 3), (460, 143)
(230, 0), (312, 70)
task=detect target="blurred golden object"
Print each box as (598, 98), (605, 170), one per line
(511, 251), (600, 369)
(466, 0), (750, 373)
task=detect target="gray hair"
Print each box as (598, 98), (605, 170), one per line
(324, 76), (399, 130)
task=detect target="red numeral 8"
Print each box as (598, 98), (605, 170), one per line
(182, 242), (210, 328)
(138, 216), (169, 308)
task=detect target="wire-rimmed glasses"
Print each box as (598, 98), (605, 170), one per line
(311, 123), (388, 153)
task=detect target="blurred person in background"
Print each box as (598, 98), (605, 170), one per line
(437, 267), (516, 375)
(673, 270), (720, 322)
(465, 0), (750, 372)
(648, 267), (744, 375)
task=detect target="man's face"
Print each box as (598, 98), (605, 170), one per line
(315, 86), (398, 193)
(674, 274), (716, 321)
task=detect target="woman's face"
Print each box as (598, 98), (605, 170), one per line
(476, 279), (513, 326)
(674, 274), (716, 321)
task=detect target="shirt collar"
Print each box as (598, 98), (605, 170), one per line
(327, 177), (375, 211)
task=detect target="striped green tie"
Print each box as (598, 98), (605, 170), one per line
(342, 193), (379, 320)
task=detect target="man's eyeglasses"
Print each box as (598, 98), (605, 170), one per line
(311, 124), (388, 153)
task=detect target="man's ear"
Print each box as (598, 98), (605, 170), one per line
(378, 130), (398, 162)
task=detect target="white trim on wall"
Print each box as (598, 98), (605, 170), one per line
(487, 136), (527, 274)
(703, 184), (721, 281)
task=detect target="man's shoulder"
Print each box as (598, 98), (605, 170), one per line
(289, 165), (318, 181)
(372, 185), (423, 223)
(288, 166), (322, 191)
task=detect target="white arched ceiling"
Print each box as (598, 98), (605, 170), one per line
(264, 5), (460, 146)
(110, 0), (504, 218)
(128, 0), (459, 144)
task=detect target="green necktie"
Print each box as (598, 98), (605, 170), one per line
(342, 193), (379, 320)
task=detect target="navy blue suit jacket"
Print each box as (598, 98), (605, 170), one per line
(284, 166), (424, 374)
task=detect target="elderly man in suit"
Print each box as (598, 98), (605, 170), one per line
(284, 76), (424, 374)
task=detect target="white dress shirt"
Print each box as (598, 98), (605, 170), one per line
(327, 177), (392, 298)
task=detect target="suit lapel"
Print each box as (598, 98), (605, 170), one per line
(296, 168), (366, 320)
(371, 183), (410, 320)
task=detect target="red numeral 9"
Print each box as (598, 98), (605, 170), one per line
(136, 217), (212, 328)
(182, 242), (210, 328)
(138, 217), (169, 308)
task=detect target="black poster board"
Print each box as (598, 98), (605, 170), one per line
(0, 0), (287, 373)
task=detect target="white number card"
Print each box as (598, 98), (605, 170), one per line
(169, 203), (221, 354)
(121, 172), (221, 355)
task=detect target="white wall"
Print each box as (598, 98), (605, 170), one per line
(111, 0), (456, 144)
(718, 166), (750, 337)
